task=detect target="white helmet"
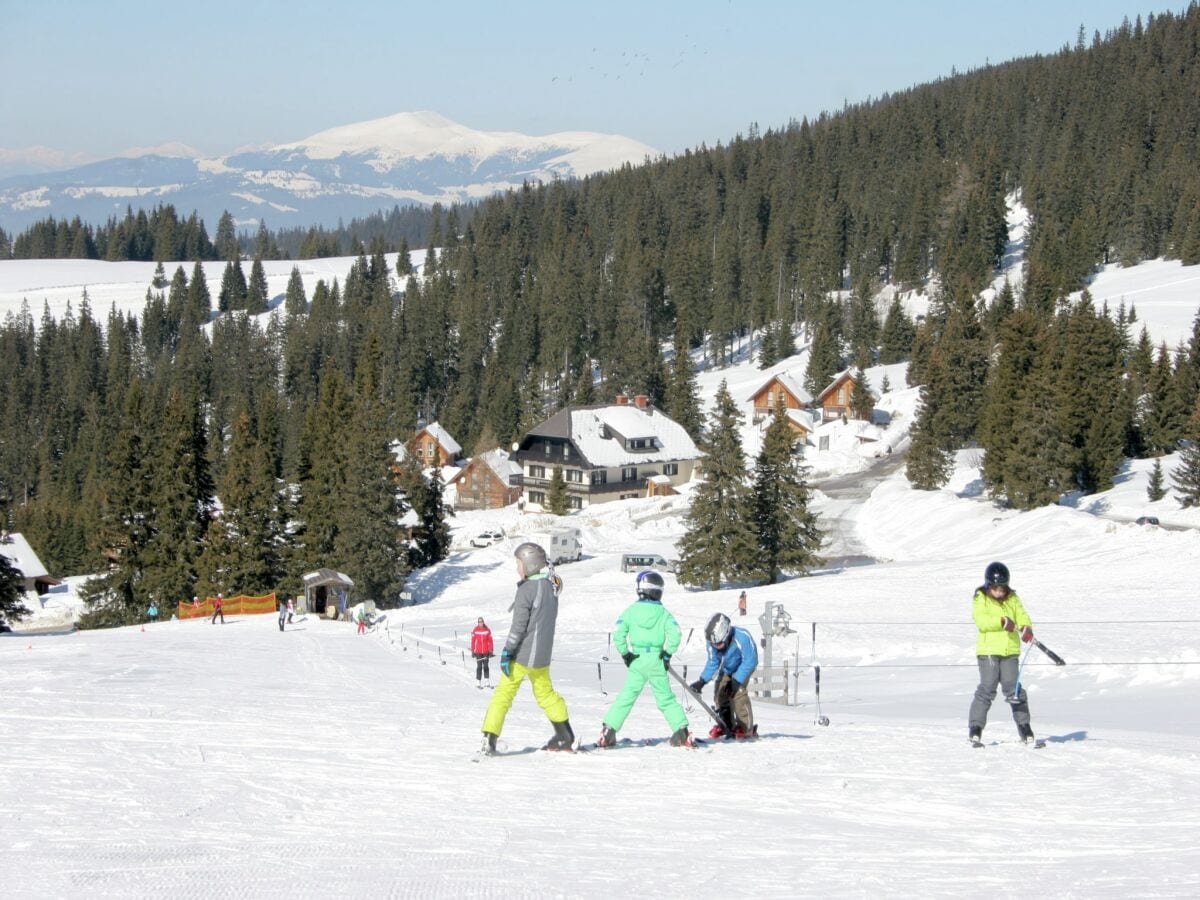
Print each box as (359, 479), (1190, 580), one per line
(706, 612), (732, 645)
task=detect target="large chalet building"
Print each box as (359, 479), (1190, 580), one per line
(513, 395), (702, 511)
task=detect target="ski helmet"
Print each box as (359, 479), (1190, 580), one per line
(636, 570), (665, 602)
(706, 612), (732, 646)
(513, 542), (548, 575)
(984, 561), (1010, 588)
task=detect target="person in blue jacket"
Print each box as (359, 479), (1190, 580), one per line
(689, 612), (758, 739)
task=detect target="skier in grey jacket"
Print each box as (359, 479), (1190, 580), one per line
(480, 542), (574, 754)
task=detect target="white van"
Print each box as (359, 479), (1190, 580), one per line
(620, 553), (675, 574)
(527, 527), (582, 565)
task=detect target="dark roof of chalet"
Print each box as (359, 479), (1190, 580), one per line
(527, 406), (574, 439)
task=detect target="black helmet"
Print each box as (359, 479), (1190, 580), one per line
(636, 570), (665, 602)
(984, 561), (1010, 588)
(513, 542), (548, 575)
(705, 612), (732, 645)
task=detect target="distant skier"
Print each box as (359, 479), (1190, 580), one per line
(596, 571), (694, 749)
(147, 602), (158, 623)
(211, 593), (225, 624)
(278, 596), (288, 632)
(689, 612), (758, 739)
(737, 591), (747, 616)
(356, 605), (371, 634)
(480, 542), (574, 754)
(286, 596), (295, 624)
(969, 561), (1036, 747)
(471, 617), (494, 688)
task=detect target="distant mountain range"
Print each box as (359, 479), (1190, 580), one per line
(0, 111), (659, 232)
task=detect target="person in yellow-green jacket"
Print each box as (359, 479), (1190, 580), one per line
(596, 571), (695, 749)
(969, 561), (1036, 747)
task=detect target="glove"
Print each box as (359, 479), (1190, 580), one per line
(621, 651), (636, 668)
(689, 679), (706, 694)
(1020, 625), (1034, 643)
(500, 648), (514, 677)
(1000, 616), (1016, 632)
(660, 651), (672, 667)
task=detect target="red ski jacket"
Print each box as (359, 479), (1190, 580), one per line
(471, 625), (494, 656)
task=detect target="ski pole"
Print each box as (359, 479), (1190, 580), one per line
(1033, 638), (1066, 666)
(1008, 641), (1036, 705)
(667, 664), (728, 730)
(597, 662), (607, 696)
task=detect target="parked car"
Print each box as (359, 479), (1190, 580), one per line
(469, 529), (505, 548)
(1134, 516), (1160, 527)
(620, 553), (676, 574)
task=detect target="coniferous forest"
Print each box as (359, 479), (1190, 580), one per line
(4, 8), (1200, 624)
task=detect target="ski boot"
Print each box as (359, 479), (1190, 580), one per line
(597, 725), (618, 748)
(732, 724), (758, 740)
(1017, 723), (1035, 745)
(543, 720), (576, 751)
(969, 726), (984, 748)
(669, 726), (696, 748)
(480, 732), (498, 756)
(708, 723), (728, 739)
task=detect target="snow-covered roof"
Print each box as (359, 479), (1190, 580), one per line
(448, 449), (522, 485)
(747, 371), (812, 405)
(419, 421), (462, 457)
(301, 568), (355, 587)
(815, 367), (877, 404)
(0, 532), (50, 579)
(566, 404), (701, 468)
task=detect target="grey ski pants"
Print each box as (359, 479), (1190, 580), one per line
(969, 654), (1030, 731)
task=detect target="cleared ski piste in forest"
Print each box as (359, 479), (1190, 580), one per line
(4, 449), (1200, 897)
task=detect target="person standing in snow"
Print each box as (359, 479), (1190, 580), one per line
(147, 602), (158, 623)
(286, 596), (295, 624)
(356, 606), (370, 634)
(480, 542), (574, 754)
(596, 571), (694, 748)
(737, 591), (748, 616)
(278, 595), (288, 632)
(211, 593), (225, 624)
(471, 617), (494, 688)
(968, 561), (1036, 746)
(689, 612), (759, 739)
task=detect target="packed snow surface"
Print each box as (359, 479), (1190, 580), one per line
(4, 450), (1200, 897)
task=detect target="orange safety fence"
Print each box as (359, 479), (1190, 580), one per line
(177, 592), (278, 619)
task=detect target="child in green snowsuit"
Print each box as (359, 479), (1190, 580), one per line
(597, 571), (694, 748)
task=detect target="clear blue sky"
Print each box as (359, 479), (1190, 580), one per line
(0, 0), (1172, 162)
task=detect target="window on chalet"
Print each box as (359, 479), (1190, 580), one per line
(591, 470), (607, 485)
(622, 466), (637, 482)
(662, 463), (678, 476)
(529, 465), (546, 479)
(569, 496), (583, 510)
(529, 491), (546, 504)
(565, 469), (583, 483)
(626, 437), (655, 451)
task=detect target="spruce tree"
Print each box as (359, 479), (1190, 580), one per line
(546, 467), (570, 515)
(749, 398), (823, 583)
(247, 257), (269, 314)
(879, 296), (916, 364)
(676, 381), (757, 589)
(410, 466), (451, 569)
(198, 409), (282, 596)
(0, 548), (27, 624)
(905, 398), (954, 491)
(804, 322), (841, 396)
(284, 266), (308, 317)
(664, 335), (702, 439)
(1171, 402), (1200, 507)
(1147, 457), (1166, 501)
